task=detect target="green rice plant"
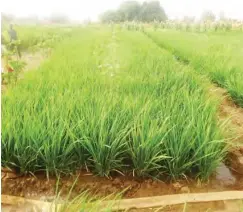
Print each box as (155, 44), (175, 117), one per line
(226, 70), (243, 107)
(50, 176), (121, 212)
(128, 106), (170, 177)
(53, 192), (119, 212)
(79, 97), (131, 177)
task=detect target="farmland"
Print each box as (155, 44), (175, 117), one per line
(146, 29), (243, 107)
(1, 25), (243, 210)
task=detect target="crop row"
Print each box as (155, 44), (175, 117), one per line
(145, 30), (243, 107)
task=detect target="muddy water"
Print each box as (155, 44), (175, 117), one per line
(216, 163), (236, 185)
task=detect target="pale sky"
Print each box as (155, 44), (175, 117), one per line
(1, 0), (243, 21)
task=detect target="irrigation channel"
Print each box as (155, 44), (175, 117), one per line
(2, 31), (243, 211)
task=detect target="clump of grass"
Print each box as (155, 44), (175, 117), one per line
(50, 176), (122, 212)
(226, 70), (243, 107)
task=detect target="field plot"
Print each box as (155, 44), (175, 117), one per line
(1, 26), (243, 211)
(2, 27), (225, 179)
(146, 30), (243, 107)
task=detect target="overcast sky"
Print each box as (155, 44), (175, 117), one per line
(1, 0), (243, 21)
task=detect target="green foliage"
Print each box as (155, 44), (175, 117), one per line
(54, 190), (121, 212)
(100, 0), (167, 23)
(119, 1), (141, 21)
(139, 1), (167, 22)
(100, 10), (122, 23)
(1, 47), (26, 84)
(1, 25), (73, 52)
(1, 33), (7, 44)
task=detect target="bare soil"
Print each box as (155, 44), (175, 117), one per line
(22, 51), (48, 72)
(211, 85), (243, 145)
(209, 85), (243, 176)
(1, 164), (243, 201)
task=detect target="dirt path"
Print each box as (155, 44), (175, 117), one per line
(21, 50), (49, 72)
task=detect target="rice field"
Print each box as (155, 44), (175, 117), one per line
(3, 25), (238, 183)
(145, 29), (243, 107)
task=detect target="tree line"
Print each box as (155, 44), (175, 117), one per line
(100, 1), (167, 23)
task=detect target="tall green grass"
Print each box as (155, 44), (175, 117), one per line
(145, 30), (243, 107)
(1, 27), (226, 180)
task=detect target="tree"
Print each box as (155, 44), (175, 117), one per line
(99, 0), (167, 23)
(118, 1), (141, 21)
(139, 1), (167, 22)
(201, 10), (216, 22)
